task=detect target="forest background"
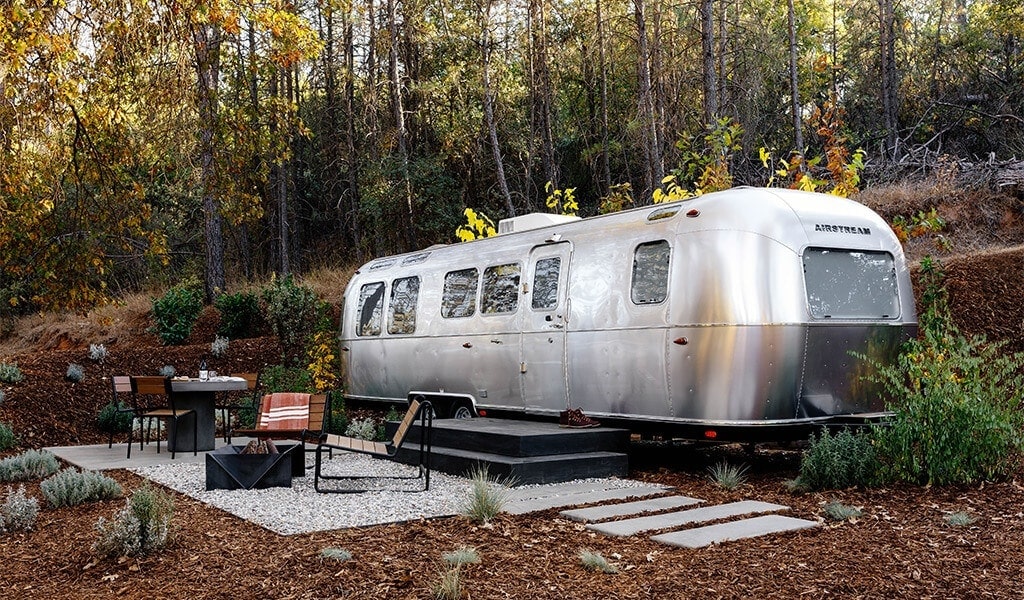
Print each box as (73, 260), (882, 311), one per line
(1, 0), (1022, 319)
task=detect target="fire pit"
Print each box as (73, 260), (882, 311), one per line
(205, 441), (302, 491)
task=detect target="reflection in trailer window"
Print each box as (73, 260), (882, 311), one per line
(388, 276), (420, 334)
(803, 248), (900, 319)
(482, 263), (521, 314)
(442, 268), (478, 318)
(357, 282), (385, 336)
(532, 257), (561, 310)
(631, 240), (671, 304)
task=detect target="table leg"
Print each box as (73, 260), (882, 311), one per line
(167, 391), (217, 452)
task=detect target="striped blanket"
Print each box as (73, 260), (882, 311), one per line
(256, 393), (311, 431)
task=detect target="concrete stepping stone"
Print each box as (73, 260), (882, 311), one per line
(651, 515), (819, 548)
(586, 500), (789, 537)
(503, 484), (670, 515)
(560, 495), (703, 522)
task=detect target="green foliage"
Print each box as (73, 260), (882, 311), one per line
(442, 546), (480, 566)
(344, 418), (377, 441)
(431, 562), (464, 600)
(579, 549), (618, 574)
(944, 511), (976, 527)
(455, 208), (497, 242)
(320, 547), (353, 562)
(823, 500), (863, 522)
(210, 335), (230, 358)
(151, 285), (203, 346)
(892, 208), (949, 250)
(707, 460), (749, 490)
(215, 291), (262, 339)
(40, 468), (123, 508)
(545, 182), (578, 216)
(325, 396), (348, 436)
(0, 362), (24, 384)
(260, 364), (314, 394)
(0, 423), (17, 452)
(159, 365), (176, 378)
(261, 275), (322, 364)
(0, 450), (60, 483)
(867, 258), (1024, 485)
(65, 362), (85, 382)
(796, 428), (879, 491)
(0, 486), (39, 533)
(94, 484), (175, 558)
(97, 401), (134, 435)
(461, 464), (515, 524)
(88, 343), (108, 363)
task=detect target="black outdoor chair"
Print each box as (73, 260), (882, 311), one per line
(127, 375), (196, 459)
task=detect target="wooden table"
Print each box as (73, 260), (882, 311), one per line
(168, 377), (249, 452)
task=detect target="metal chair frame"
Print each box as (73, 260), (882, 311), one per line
(127, 376), (197, 460)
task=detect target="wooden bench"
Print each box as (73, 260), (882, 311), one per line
(313, 398), (433, 493)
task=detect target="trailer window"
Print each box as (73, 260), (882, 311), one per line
(356, 282), (385, 336)
(532, 257), (561, 310)
(442, 268), (478, 318)
(631, 240), (671, 305)
(388, 276), (420, 334)
(803, 248), (900, 319)
(482, 263), (521, 314)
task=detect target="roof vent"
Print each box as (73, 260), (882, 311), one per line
(497, 213), (581, 234)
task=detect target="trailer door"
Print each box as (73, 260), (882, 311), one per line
(521, 242), (572, 413)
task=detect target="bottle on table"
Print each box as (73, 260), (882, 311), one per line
(199, 358), (209, 381)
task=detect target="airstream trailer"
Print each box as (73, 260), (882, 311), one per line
(339, 187), (917, 441)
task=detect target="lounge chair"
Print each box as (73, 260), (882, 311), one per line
(232, 391), (329, 452)
(312, 398), (433, 493)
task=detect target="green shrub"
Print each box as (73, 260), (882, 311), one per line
(93, 484), (175, 557)
(261, 275), (323, 364)
(344, 418), (377, 441)
(260, 364), (314, 394)
(159, 365), (176, 378)
(151, 285), (203, 345)
(65, 363), (85, 383)
(215, 291), (262, 339)
(823, 500), (863, 521)
(88, 343), (108, 363)
(442, 546), (480, 566)
(944, 511), (976, 527)
(325, 397), (348, 436)
(579, 549), (618, 574)
(0, 423), (17, 452)
(796, 428), (879, 491)
(97, 402), (134, 436)
(0, 362), (23, 383)
(461, 464), (515, 524)
(0, 486), (39, 533)
(707, 460), (749, 490)
(865, 258), (1024, 486)
(0, 450), (60, 483)
(210, 335), (229, 358)
(40, 468), (123, 508)
(431, 562), (463, 600)
(320, 547), (353, 562)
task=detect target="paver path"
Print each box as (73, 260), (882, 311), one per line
(651, 515), (819, 548)
(585, 500), (790, 537)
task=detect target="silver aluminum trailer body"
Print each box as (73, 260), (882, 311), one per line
(339, 187), (917, 440)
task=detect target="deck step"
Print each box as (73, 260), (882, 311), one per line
(586, 500), (789, 537)
(651, 515), (819, 548)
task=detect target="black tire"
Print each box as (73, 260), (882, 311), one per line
(449, 401), (475, 419)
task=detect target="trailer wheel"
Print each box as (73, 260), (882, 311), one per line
(450, 401), (475, 419)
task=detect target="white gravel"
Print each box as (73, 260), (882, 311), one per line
(131, 452), (660, 536)
(132, 453), (474, 535)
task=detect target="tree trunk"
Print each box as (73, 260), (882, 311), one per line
(634, 0), (662, 202)
(788, 0), (804, 152)
(596, 0), (611, 197)
(387, 0), (416, 250)
(343, 4), (363, 260)
(878, 0), (898, 158)
(481, 0), (515, 217)
(530, 0), (558, 191)
(192, 22), (225, 301)
(700, 0), (718, 124)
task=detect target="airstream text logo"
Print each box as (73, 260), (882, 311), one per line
(814, 223), (872, 235)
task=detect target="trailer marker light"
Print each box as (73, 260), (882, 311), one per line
(686, 209), (700, 218)
(704, 429), (718, 439)
(478, 410), (487, 417)
(673, 337), (688, 345)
